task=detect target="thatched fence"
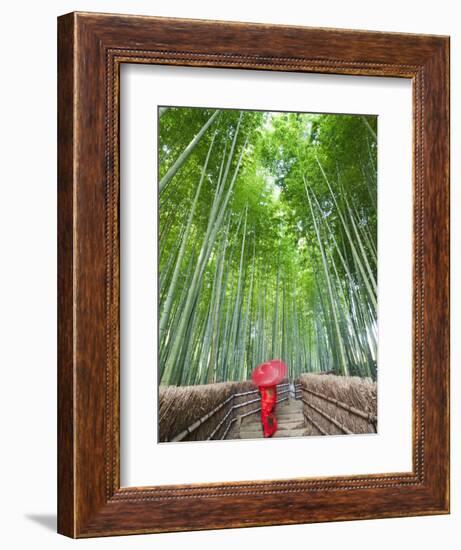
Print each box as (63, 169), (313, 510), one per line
(159, 375), (377, 442)
(297, 373), (377, 435)
(159, 380), (290, 442)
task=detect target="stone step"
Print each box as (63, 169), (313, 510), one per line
(279, 425), (304, 429)
(243, 418), (304, 427)
(243, 420), (304, 430)
(241, 424), (304, 432)
(243, 414), (300, 419)
(235, 398), (306, 439)
(239, 429), (307, 439)
(252, 409), (302, 415)
(241, 414), (304, 426)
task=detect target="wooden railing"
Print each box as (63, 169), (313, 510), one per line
(170, 380), (376, 441)
(296, 386), (377, 434)
(171, 382), (291, 442)
(220, 383), (291, 440)
(290, 383), (302, 400)
(169, 377), (377, 441)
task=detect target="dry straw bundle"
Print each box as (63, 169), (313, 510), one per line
(159, 380), (256, 442)
(298, 373), (377, 435)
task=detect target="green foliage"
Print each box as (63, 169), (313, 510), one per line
(158, 106), (377, 385)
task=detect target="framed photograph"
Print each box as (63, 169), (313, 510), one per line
(58, 12), (450, 537)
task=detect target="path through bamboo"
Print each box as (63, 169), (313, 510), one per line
(234, 398), (308, 439)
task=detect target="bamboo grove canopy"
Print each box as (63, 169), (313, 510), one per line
(158, 107), (377, 386)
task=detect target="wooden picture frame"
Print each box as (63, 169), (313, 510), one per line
(57, 12), (450, 537)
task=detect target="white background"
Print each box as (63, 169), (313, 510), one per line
(0, 1), (458, 549)
(121, 66), (412, 486)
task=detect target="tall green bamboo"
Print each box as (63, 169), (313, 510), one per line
(159, 109), (220, 193)
(304, 178), (349, 376)
(159, 109), (377, 385)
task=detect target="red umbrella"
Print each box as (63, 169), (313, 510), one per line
(268, 359), (288, 380)
(251, 359), (287, 387)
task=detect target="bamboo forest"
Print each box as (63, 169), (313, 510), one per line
(158, 107), (377, 388)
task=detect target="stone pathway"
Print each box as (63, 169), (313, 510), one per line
(237, 398), (307, 439)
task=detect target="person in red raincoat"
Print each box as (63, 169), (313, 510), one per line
(251, 360), (287, 438)
(260, 386), (278, 437)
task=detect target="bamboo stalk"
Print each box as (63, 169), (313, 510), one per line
(159, 109), (220, 193)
